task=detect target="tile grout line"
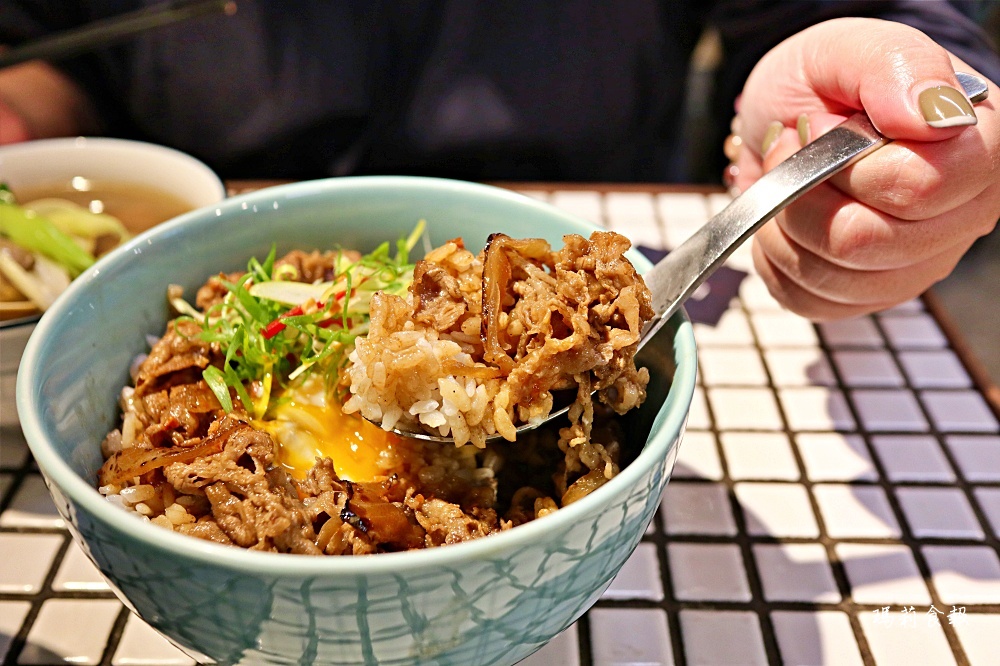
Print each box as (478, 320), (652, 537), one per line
(742, 308), (879, 665)
(866, 311), (1000, 663)
(664, 203), (784, 666)
(733, 288), (875, 666)
(825, 312), (970, 664)
(3, 189), (999, 666)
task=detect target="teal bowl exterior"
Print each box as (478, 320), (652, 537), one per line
(17, 177), (697, 665)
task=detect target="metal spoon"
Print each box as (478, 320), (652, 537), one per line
(379, 72), (989, 443)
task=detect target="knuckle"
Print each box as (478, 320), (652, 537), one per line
(869, 152), (944, 220)
(826, 205), (884, 268)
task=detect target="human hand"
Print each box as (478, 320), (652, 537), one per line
(730, 17), (1000, 320)
(0, 60), (98, 145)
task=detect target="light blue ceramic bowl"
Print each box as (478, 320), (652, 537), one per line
(17, 177), (697, 666)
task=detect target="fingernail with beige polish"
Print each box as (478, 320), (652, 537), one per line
(919, 85), (977, 128)
(797, 113), (810, 147)
(761, 121), (783, 156)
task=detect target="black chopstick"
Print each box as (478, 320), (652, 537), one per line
(0, 0), (237, 70)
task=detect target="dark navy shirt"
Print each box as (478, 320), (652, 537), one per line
(2, 1), (998, 181)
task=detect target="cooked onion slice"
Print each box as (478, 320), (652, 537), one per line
(480, 233), (551, 374)
(0, 252), (69, 311)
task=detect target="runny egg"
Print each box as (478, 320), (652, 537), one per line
(257, 375), (398, 481)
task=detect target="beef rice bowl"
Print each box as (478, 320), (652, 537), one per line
(97, 223), (656, 555)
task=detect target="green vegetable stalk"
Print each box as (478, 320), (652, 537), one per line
(0, 200), (95, 276)
(183, 221), (426, 417)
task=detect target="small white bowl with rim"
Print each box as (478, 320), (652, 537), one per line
(0, 136), (226, 427)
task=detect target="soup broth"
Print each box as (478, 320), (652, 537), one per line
(1, 180), (200, 320)
(14, 180), (196, 234)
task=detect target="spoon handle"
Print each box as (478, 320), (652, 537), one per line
(640, 72), (988, 347)
(644, 114), (883, 324)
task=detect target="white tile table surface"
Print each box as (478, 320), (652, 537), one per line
(2, 187), (998, 665)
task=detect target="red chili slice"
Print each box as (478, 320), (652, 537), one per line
(261, 305), (305, 339)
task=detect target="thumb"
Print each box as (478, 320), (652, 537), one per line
(740, 17), (979, 152)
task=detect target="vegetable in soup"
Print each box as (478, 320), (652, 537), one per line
(0, 180), (195, 320)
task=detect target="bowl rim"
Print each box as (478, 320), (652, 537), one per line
(0, 136), (226, 331)
(17, 175), (698, 575)
(0, 135), (225, 191)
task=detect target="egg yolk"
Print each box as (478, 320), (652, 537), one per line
(256, 379), (396, 482)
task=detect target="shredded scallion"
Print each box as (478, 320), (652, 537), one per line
(187, 221), (425, 416)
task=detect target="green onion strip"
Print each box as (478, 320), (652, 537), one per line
(184, 221), (425, 416)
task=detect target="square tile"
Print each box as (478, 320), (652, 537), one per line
(52, 541), (110, 592)
(795, 433), (878, 482)
(922, 546), (1000, 605)
(812, 484), (902, 539)
(753, 543), (841, 603)
(898, 350), (971, 389)
(778, 387), (856, 431)
(602, 543), (663, 601)
(851, 389), (929, 432)
(0, 533), (63, 593)
(604, 192), (663, 249)
(859, 609), (955, 665)
(668, 543), (751, 602)
(750, 311), (819, 347)
(661, 219), (708, 251)
(734, 482), (819, 538)
(885, 298), (925, 314)
(895, 487), (984, 540)
(589, 609), (671, 666)
(672, 431), (723, 480)
(661, 482), (736, 536)
(0, 601), (31, 662)
(739, 276), (784, 312)
(950, 614), (1000, 666)
(870, 435), (956, 483)
(837, 543), (931, 605)
(19, 599), (122, 665)
(974, 487), (1000, 538)
(818, 317), (884, 348)
(771, 611), (863, 666)
(764, 348), (837, 387)
(921, 391), (999, 433)
(513, 189), (551, 202)
(551, 191), (604, 226)
(946, 435), (1000, 482)
(604, 191), (657, 222)
(699, 348), (769, 386)
(679, 610), (767, 666)
(706, 192), (734, 216)
(687, 387), (713, 430)
(112, 614), (197, 666)
(726, 243), (755, 273)
(693, 309), (755, 347)
(832, 350), (904, 387)
(657, 192), (709, 225)
(707, 388), (784, 431)
(879, 313), (948, 349)
(719, 432), (799, 481)
(0, 475), (64, 528)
